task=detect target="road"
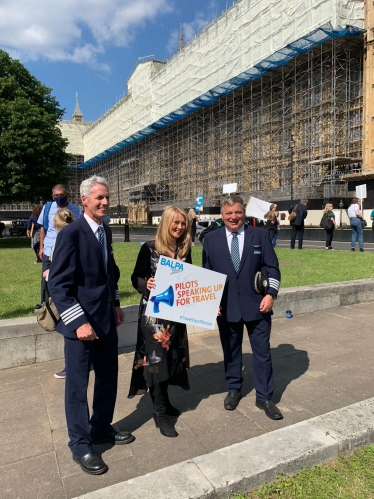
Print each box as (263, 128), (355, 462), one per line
(112, 233), (374, 251)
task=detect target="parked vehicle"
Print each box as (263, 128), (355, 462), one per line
(195, 219), (217, 235)
(197, 217), (265, 243)
(9, 220), (28, 237)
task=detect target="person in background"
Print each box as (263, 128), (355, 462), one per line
(27, 204), (43, 263)
(290, 199), (308, 250)
(188, 208), (198, 246)
(322, 203), (337, 250)
(264, 204), (279, 248)
(370, 207), (374, 231)
(0, 220), (5, 238)
(128, 206), (191, 438)
(124, 218), (130, 242)
(348, 197), (366, 252)
(43, 208), (76, 380)
(273, 207), (280, 248)
(37, 184), (81, 380)
(48, 209), (76, 260)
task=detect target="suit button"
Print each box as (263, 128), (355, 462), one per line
(238, 292), (241, 295)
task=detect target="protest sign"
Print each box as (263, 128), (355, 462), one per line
(145, 256), (226, 330)
(246, 196), (272, 220)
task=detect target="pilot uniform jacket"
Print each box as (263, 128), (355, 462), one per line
(203, 224), (280, 322)
(48, 215), (120, 338)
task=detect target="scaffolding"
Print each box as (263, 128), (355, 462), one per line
(69, 34), (363, 221)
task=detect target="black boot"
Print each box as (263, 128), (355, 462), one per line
(153, 413), (178, 438)
(166, 400), (181, 417)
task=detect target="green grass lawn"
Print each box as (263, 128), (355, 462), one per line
(0, 239), (373, 319)
(233, 444), (374, 499)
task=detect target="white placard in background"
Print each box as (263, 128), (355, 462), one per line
(246, 196), (272, 220)
(222, 183), (237, 194)
(356, 184), (367, 199)
(145, 257), (227, 330)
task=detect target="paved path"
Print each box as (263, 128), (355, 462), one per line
(1, 302), (374, 498)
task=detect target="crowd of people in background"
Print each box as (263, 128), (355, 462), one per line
(2, 193), (372, 255)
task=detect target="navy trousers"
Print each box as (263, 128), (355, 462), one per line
(41, 254), (51, 302)
(290, 224), (304, 249)
(217, 316), (273, 402)
(64, 326), (118, 458)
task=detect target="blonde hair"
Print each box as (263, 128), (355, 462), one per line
(323, 203), (333, 214)
(264, 210), (277, 221)
(155, 206), (191, 258)
(187, 208), (196, 220)
(54, 208), (75, 231)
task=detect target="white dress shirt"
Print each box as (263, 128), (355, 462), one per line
(225, 224), (245, 258)
(84, 213), (107, 268)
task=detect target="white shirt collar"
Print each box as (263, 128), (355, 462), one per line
(84, 213), (103, 234)
(225, 224), (245, 238)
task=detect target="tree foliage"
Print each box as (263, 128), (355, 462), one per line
(0, 49), (70, 204)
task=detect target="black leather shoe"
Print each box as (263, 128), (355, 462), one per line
(91, 430), (135, 445)
(73, 452), (108, 475)
(256, 400), (283, 420)
(224, 391), (242, 411)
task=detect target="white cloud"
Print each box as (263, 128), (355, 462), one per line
(0, 0), (173, 69)
(167, 0), (220, 55)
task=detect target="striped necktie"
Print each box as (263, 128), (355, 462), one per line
(231, 232), (240, 273)
(97, 225), (106, 269)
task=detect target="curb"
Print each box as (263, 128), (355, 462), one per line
(74, 398), (374, 499)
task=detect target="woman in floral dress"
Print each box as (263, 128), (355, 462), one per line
(128, 206), (191, 437)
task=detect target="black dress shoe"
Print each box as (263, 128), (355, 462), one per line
(256, 400), (283, 420)
(224, 391), (242, 411)
(73, 452), (108, 475)
(91, 430), (135, 445)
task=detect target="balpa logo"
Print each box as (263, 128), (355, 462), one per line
(160, 257), (184, 274)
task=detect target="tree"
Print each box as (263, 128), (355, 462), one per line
(0, 49), (70, 204)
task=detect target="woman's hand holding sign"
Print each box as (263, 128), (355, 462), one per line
(147, 277), (155, 292)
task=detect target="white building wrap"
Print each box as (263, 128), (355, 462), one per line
(80, 0), (363, 164)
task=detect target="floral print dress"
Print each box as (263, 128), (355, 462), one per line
(127, 241), (190, 398)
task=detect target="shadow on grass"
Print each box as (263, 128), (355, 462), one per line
(0, 305), (37, 320)
(0, 237), (30, 249)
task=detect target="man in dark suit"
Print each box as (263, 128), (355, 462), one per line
(49, 176), (134, 475)
(203, 195), (283, 420)
(290, 199), (308, 249)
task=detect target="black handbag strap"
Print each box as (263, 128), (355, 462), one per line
(43, 285), (59, 324)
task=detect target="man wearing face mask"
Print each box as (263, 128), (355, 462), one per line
(37, 184), (81, 377)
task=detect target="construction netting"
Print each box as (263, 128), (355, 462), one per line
(79, 0), (364, 168)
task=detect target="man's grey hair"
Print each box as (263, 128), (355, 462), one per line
(80, 176), (110, 198)
(220, 195), (244, 214)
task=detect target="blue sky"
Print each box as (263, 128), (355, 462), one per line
(1, 0), (235, 122)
